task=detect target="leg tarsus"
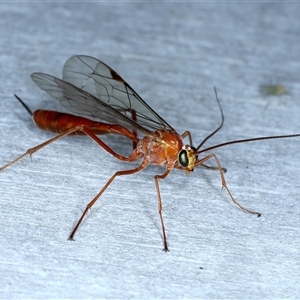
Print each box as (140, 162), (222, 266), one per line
(195, 153), (261, 217)
(69, 160), (149, 240)
(154, 168), (172, 251)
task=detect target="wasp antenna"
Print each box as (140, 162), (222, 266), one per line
(198, 134), (300, 154)
(14, 94), (33, 116)
(196, 87), (225, 151)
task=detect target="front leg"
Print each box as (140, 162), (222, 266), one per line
(154, 168), (172, 252)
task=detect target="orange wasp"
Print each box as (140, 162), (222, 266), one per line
(1, 55), (300, 251)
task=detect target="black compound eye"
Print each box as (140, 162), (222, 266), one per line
(179, 149), (189, 167)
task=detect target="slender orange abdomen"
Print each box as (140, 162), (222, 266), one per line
(32, 110), (138, 142)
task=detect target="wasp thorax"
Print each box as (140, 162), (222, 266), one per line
(178, 145), (196, 171)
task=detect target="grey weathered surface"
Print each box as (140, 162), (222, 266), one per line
(0, 2), (299, 298)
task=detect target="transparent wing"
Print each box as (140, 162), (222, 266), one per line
(31, 73), (151, 134)
(31, 55), (173, 133)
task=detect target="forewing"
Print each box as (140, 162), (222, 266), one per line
(31, 72), (152, 134)
(61, 55), (173, 131)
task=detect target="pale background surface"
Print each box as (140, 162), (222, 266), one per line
(1, 2), (300, 299)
